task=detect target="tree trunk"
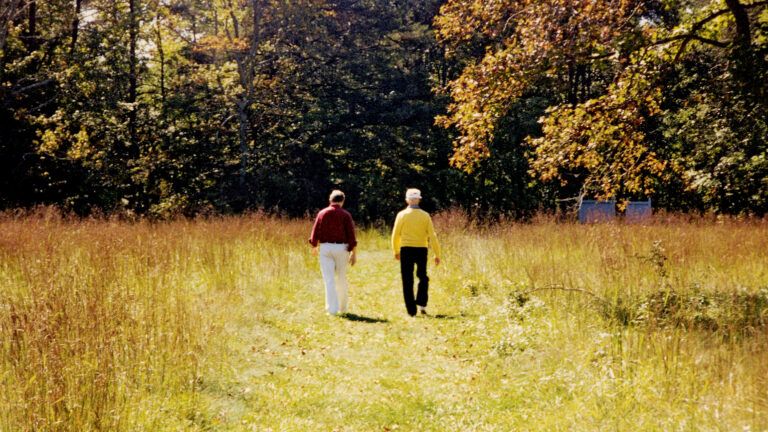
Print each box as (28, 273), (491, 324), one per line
(234, 0), (266, 194)
(123, 0), (141, 209)
(155, 18), (166, 106)
(227, 0), (239, 38)
(212, 1), (219, 35)
(69, 0), (82, 58)
(237, 98), (250, 191)
(24, 0), (37, 51)
(566, 61), (577, 105)
(724, 0), (764, 99)
(252, 0), (263, 49)
(724, 0), (751, 48)
(28, 1), (36, 36)
(0, 0), (25, 68)
(191, 8), (198, 43)
(128, 0), (138, 151)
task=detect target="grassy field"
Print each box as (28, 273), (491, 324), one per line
(1, 210), (767, 431)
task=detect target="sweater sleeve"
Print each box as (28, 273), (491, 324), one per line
(345, 212), (357, 251)
(391, 212), (403, 255)
(309, 212), (322, 247)
(427, 216), (441, 258)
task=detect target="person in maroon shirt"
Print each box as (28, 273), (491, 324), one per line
(309, 190), (357, 315)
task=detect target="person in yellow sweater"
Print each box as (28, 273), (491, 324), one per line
(391, 188), (441, 316)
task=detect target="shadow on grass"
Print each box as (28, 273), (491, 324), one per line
(340, 313), (389, 324)
(431, 314), (461, 320)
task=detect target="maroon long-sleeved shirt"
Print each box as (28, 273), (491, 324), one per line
(309, 204), (357, 251)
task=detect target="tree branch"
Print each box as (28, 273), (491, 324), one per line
(653, 34), (730, 49)
(674, 0), (767, 60)
(578, 1), (768, 63)
(12, 77), (55, 95)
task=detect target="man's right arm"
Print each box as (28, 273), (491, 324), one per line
(309, 212), (323, 247)
(391, 212), (403, 259)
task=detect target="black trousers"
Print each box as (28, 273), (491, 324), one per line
(400, 247), (429, 316)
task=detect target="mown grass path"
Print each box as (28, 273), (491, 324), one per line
(201, 247), (492, 431)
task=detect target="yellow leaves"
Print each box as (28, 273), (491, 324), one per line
(39, 129), (61, 155)
(439, 46), (531, 172)
(434, 114), (451, 128)
(435, 0), (521, 47)
(526, 71), (670, 197)
(449, 138), (492, 173)
(36, 121), (98, 165)
(437, 0), (650, 173)
(440, 1), (693, 196)
(192, 35), (247, 62)
(66, 128), (92, 161)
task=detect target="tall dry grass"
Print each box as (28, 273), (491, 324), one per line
(1, 208), (766, 430)
(0, 209), (309, 431)
(430, 209), (768, 430)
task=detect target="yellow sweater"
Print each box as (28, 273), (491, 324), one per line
(391, 207), (441, 258)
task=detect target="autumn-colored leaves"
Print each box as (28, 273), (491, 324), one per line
(435, 0), (672, 196)
(529, 70), (676, 198)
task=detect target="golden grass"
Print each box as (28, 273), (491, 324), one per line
(0, 208), (766, 431)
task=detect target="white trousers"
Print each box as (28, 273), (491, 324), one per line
(319, 243), (349, 314)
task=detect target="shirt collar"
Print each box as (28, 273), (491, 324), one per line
(330, 204), (341, 209)
(408, 205), (420, 209)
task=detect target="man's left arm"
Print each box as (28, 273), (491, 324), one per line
(345, 212), (357, 265)
(428, 216), (441, 266)
(344, 212), (357, 252)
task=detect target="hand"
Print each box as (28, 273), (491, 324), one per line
(435, 257), (441, 266)
(311, 246), (318, 256)
(349, 251), (357, 266)
(394, 253), (400, 261)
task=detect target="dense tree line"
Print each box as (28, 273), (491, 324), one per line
(437, 0), (768, 214)
(1, 0), (766, 220)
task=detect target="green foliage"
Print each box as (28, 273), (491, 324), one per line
(1, 0), (767, 217)
(435, 0), (768, 214)
(660, 50), (768, 214)
(528, 65), (677, 199)
(0, 0), (461, 220)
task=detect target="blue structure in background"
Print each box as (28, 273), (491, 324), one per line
(577, 198), (653, 223)
(578, 199), (616, 223)
(625, 199), (653, 222)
